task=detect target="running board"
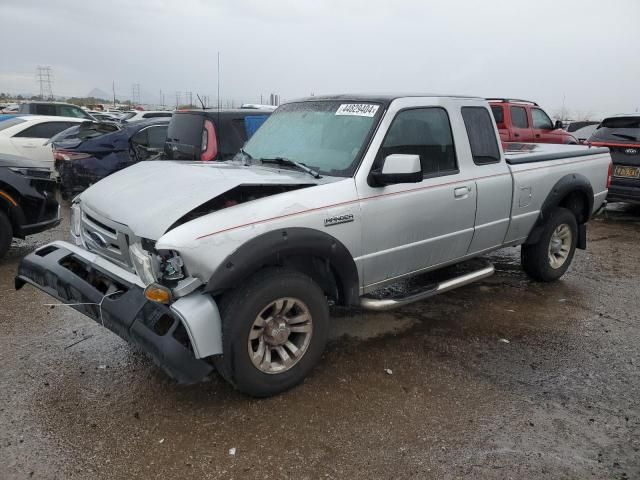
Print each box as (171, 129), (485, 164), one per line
(360, 262), (495, 311)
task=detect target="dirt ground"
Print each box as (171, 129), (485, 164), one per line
(1, 204), (638, 480)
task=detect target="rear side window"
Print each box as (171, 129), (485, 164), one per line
(33, 104), (57, 116)
(378, 107), (457, 177)
(0, 118), (26, 131)
(13, 121), (76, 139)
(461, 107), (501, 165)
(601, 117), (640, 129)
(510, 106), (529, 128)
(59, 105), (90, 119)
(490, 106), (504, 124)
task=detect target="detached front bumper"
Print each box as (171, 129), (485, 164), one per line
(15, 241), (221, 384)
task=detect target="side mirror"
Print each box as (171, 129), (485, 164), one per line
(554, 120), (563, 130)
(369, 154), (422, 187)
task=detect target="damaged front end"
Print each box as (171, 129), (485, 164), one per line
(15, 241), (221, 384)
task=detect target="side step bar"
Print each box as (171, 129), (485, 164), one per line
(360, 262), (495, 311)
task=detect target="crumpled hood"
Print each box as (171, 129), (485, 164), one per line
(80, 160), (319, 239)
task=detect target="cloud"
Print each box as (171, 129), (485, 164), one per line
(0, 0), (638, 116)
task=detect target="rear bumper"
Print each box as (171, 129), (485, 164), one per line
(15, 241), (216, 384)
(607, 184), (640, 204)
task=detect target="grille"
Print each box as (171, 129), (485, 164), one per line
(80, 207), (134, 270)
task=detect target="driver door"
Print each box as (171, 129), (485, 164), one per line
(357, 106), (476, 289)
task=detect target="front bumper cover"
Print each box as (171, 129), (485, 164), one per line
(15, 241), (215, 384)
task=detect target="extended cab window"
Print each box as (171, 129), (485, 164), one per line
(378, 108), (457, 177)
(14, 122), (76, 139)
(510, 106), (529, 128)
(532, 108), (553, 129)
(461, 107), (501, 165)
(33, 104), (57, 116)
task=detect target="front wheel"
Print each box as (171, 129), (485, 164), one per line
(521, 207), (578, 282)
(214, 268), (329, 397)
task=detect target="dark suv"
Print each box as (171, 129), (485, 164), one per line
(588, 115), (640, 204)
(18, 102), (95, 120)
(164, 109), (271, 161)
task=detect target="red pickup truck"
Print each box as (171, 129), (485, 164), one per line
(489, 98), (577, 145)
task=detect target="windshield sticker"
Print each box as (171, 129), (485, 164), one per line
(336, 104), (379, 117)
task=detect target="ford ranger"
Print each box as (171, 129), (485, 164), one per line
(15, 94), (612, 397)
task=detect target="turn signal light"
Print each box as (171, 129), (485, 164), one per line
(144, 284), (172, 304)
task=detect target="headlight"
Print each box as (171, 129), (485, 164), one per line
(129, 243), (157, 286)
(70, 202), (82, 237)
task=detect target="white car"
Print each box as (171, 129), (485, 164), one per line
(121, 110), (173, 122)
(0, 115), (86, 167)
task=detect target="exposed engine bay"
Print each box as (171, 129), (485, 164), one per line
(168, 183), (314, 231)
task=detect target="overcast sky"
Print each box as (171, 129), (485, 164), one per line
(1, 0), (638, 118)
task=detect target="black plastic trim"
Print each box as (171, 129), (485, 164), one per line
(525, 173), (594, 248)
(15, 246), (213, 384)
(205, 227), (360, 306)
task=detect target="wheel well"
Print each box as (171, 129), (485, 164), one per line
(558, 190), (590, 223)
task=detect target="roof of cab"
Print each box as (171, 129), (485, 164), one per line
(288, 93), (482, 104)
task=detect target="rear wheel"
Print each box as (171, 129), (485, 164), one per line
(0, 210), (13, 259)
(521, 207), (577, 282)
(214, 268), (329, 397)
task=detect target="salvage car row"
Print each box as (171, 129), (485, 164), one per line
(1, 94), (639, 397)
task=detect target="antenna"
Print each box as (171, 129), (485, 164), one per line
(196, 93), (206, 110)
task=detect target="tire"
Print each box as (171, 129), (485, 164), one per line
(521, 207), (578, 282)
(214, 267), (329, 397)
(0, 210), (13, 259)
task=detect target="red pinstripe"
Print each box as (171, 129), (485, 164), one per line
(196, 155), (608, 240)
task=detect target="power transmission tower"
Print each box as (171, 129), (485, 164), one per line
(131, 83), (141, 106)
(175, 92), (181, 108)
(185, 91), (193, 107)
(36, 66), (53, 100)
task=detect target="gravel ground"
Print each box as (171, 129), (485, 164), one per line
(1, 203), (638, 479)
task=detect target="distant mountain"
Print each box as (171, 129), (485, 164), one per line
(86, 88), (110, 100)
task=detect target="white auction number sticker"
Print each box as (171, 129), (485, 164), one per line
(335, 103), (379, 117)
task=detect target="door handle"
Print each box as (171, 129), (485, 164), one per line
(514, 133), (520, 138)
(535, 134), (541, 138)
(454, 186), (471, 198)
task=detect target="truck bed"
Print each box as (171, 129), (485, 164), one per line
(504, 143), (609, 165)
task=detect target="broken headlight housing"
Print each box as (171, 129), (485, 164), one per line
(129, 242), (186, 287)
(158, 251), (185, 283)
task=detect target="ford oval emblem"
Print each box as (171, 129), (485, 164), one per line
(88, 231), (108, 248)
(625, 148), (638, 155)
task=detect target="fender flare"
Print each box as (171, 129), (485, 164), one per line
(525, 173), (594, 247)
(205, 227), (360, 306)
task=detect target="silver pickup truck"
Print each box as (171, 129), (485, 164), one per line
(16, 94), (612, 397)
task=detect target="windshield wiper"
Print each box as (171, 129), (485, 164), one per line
(260, 157), (321, 179)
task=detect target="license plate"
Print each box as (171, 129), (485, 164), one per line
(614, 165), (640, 178)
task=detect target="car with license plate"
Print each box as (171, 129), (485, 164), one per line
(587, 115), (640, 204)
(16, 94), (611, 397)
